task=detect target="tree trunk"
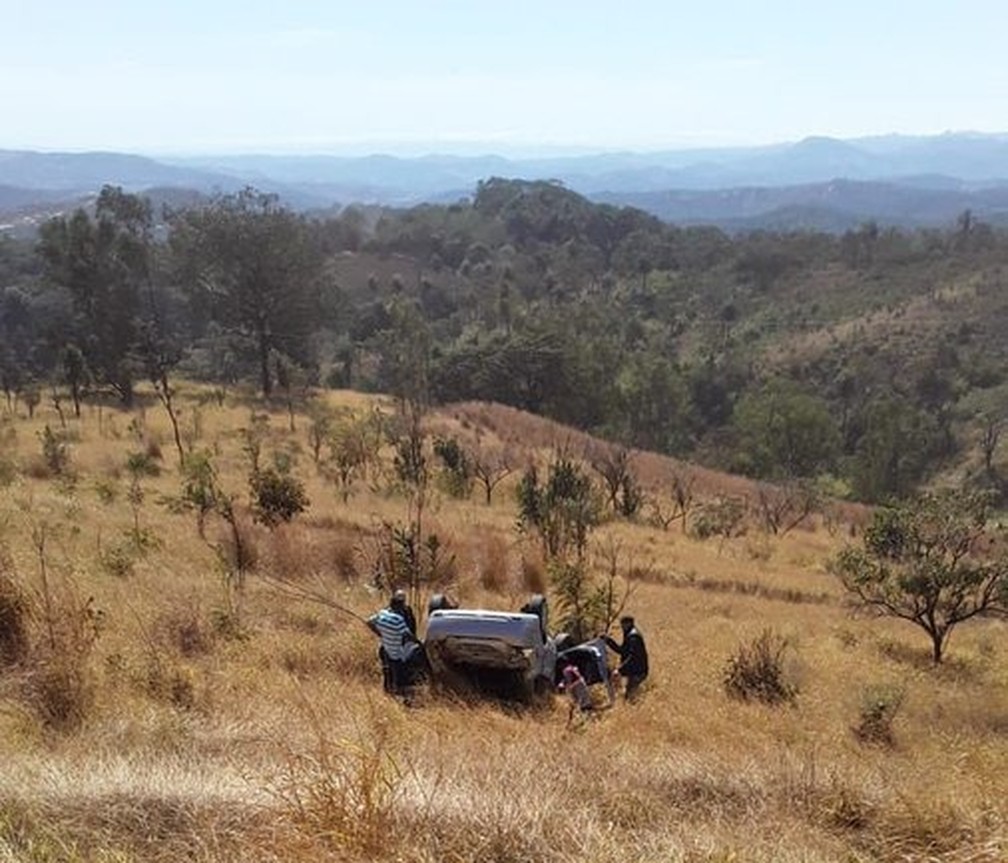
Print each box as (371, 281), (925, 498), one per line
(258, 329), (272, 398)
(931, 631), (944, 664)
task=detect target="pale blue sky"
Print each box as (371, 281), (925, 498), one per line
(2, 0), (1006, 154)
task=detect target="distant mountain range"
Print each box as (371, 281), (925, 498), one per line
(4, 132), (1008, 233)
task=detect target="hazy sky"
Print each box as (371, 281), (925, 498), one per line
(3, 0), (1006, 154)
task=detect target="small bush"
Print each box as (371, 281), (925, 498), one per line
(433, 436), (473, 498)
(126, 449), (161, 477)
(155, 603), (214, 657)
(26, 594), (102, 731)
(144, 437), (163, 462)
(251, 467), (309, 526)
(210, 607), (248, 641)
(272, 704), (405, 858)
(144, 657), (198, 710)
(30, 655), (95, 730)
(691, 496), (747, 543)
(93, 478), (118, 505)
(268, 524), (317, 581)
(100, 539), (137, 578)
(723, 628), (797, 704)
(39, 425), (71, 477)
(854, 683), (905, 746)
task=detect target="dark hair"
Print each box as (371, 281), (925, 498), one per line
(620, 615), (635, 628)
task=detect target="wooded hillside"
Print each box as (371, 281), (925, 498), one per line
(2, 179), (1006, 503)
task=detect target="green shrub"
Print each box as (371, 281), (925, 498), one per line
(126, 449), (161, 477)
(433, 436), (473, 498)
(250, 467), (310, 526)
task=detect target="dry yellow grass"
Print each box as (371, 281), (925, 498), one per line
(0, 385), (1005, 862)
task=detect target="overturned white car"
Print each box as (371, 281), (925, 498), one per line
(421, 595), (611, 703)
(424, 595), (555, 700)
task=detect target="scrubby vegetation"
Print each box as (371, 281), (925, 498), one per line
(0, 384), (1004, 862)
(3, 180), (1007, 506)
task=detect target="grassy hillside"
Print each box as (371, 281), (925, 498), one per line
(0, 387), (1005, 862)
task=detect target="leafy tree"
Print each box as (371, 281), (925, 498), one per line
(433, 436), (473, 499)
(375, 296), (431, 406)
(731, 381), (839, 480)
(851, 396), (939, 502)
(62, 344), (89, 418)
(169, 188), (324, 397)
(516, 453), (600, 561)
(833, 490), (1008, 663)
(22, 384), (40, 419)
(979, 411), (1003, 478)
(38, 186), (153, 404)
(616, 352), (692, 454)
(250, 467), (309, 527)
(323, 410), (373, 503)
(179, 450), (219, 538)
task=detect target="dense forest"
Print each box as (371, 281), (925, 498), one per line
(1, 179), (1006, 504)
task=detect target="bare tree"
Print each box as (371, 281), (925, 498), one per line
(980, 412), (1003, 478)
(139, 325), (185, 468)
(648, 467), (697, 532)
(755, 481), (820, 536)
(586, 443), (642, 518)
(471, 443), (513, 505)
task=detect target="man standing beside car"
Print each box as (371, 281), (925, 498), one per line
(602, 615), (649, 701)
(368, 590), (417, 696)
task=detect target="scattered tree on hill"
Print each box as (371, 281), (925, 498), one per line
(62, 344), (88, 418)
(38, 186), (154, 404)
(250, 467), (309, 527)
(851, 396), (940, 502)
(471, 443), (513, 505)
(755, 481), (820, 536)
(833, 489), (1008, 664)
(323, 410), (374, 503)
(169, 188), (324, 398)
(138, 322), (185, 467)
(587, 444), (643, 519)
(517, 452), (601, 562)
(731, 381), (840, 480)
(979, 411), (1003, 481)
(433, 436), (473, 499)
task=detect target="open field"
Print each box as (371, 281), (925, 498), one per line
(0, 386), (1005, 862)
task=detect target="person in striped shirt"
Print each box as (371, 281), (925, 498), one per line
(368, 591), (418, 695)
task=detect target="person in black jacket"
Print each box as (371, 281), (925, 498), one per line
(602, 616), (649, 701)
